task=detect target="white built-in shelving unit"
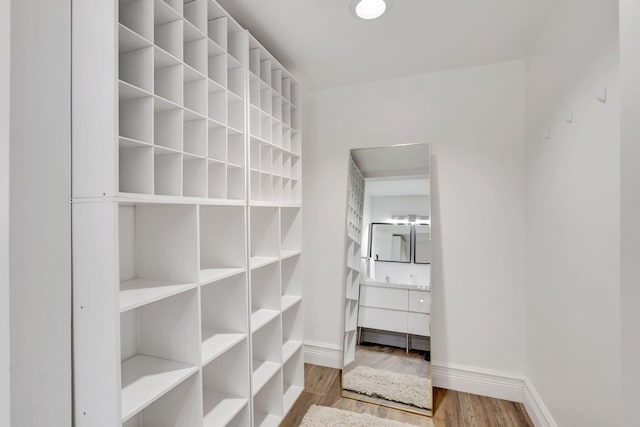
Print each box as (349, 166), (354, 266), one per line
(343, 158), (365, 366)
(72, 1), (302, 425)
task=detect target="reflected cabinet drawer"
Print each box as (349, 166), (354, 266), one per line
(408, 290), (431, 314)
(359, 285), (408, 311)
(408, 313), (430, 336)
(358, 307), (408, 334)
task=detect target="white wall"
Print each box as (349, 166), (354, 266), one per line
(303, 60), (526, 374)
(524, 0), (620, 425)
(10, 0), (72, 425)
(619, 2), (640, 426)
(0, 0), (10, 424)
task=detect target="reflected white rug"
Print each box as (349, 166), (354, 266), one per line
(300, 405), (418, 427)
(343, 366), (431, 409)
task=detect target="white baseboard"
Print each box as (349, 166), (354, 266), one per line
(304, 341), (342, 369)
(303, 342), (555, 427)
(523, 378), (557, 427)
(431, 362), (524, 403)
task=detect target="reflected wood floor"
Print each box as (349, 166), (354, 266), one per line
(346, 343), (430, 378)
(280, 364), (534, 427)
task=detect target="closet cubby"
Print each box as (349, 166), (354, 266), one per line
(75, 2), (303, 425)
(154, 59), (183, 105)
(118, 204), (198, 312)
(119, 86), (153, 144)
(119, 0), (153, 40)
(208, 53), (226, 88)
(227, 165), (245, 201)
(260, 173), (273, 202)
(228, 98), (244, 133)
(282, 348), (303, 415)
(344, 330), (356, 367)
(207, 16), (227, 51)
(120, 45), (153, 92)
(250, 170), (261, 202)
(119, 143), (153, 195)
(281, 255), (302, 309)
(202, 339), (250, 427)
(183, 73), (208, 117)
(154, 106), (183, 151)
(260, 113), (272, 143)
(207, 160), (226, 199)
(184, 37), (208, 76)
(251, 315), (282, 394)
(199, 205), (246, 284)
(122, 371), (201, 427)
(291, 156), (301, 181)
(200, 274), (248, 365)
(207, 87), (226, 125)
(227, 132), (244, 168)
(120, 289), (200, 422)
(155, 19), (183, 61)
(207, 125), (226, 163)
(183, 157), (207, 197)
(183, 118), (207, 157)
(280, 207), (301, 256)
(250, 77), (260, 108)
(154, 149), (183, 196)
(253, 373), (283, 427)
(250, 262), (281, 332)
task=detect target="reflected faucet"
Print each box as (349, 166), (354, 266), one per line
(385, 275), (390, 283)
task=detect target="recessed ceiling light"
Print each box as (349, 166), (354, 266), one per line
(355, 0), (387, 20)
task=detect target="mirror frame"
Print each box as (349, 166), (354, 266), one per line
(341, 142), (433, 418)
(368, 222), (412, 263)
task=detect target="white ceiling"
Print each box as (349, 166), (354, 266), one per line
(218, 0), (557, 90)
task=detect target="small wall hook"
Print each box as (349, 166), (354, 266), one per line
(597, 86), (608, 103)
(543, 127), (551, 140)
(565, 110), (574, 124)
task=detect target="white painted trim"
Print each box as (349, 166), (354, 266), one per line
(304, 341), (343, 369)
(431, 362), (524, 403)
(523, 378), (557, 427)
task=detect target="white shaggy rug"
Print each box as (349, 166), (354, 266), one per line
(343, 366), (432, 409)
(300, 405), (418, 427)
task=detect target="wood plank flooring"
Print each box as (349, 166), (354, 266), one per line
(280, 364), (534, 427)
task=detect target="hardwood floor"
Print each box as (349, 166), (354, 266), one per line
(280, 364), (534, 427)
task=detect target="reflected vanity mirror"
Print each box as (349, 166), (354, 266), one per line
(342, 143), (432, 416)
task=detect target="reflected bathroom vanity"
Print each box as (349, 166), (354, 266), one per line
(358, 280), (430, 352)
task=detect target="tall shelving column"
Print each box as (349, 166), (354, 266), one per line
(343, 157), (365, 367)
(247, 34), (304, 427)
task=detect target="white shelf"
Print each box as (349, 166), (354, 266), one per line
(201, 329), (246, 366)
(200, 268), (245, 286)
(258, 415), (281, 427)
(203, 390), (248, 427)
(250, 256), (279, 270)
(252, 361), (280, 396)
(119, 279), (197, 312)
(251, 309), (279, 333)
(121, 354), (198, 422)
(280, 250), (300, 260)
(282, 340), (302, 364)
(281, 295), (301, 312)
(283, 385), (304, 414)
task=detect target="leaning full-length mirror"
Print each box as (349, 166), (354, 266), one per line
(342, 143), (432, 415)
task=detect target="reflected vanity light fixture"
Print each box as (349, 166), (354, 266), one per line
(389, 215), (430, 225)
(355, 0), (387, 20)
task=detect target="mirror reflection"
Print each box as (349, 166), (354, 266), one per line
(342, 143), (432, 416)
(370, 223), (411, 262)
(414, 224), (431, 264)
